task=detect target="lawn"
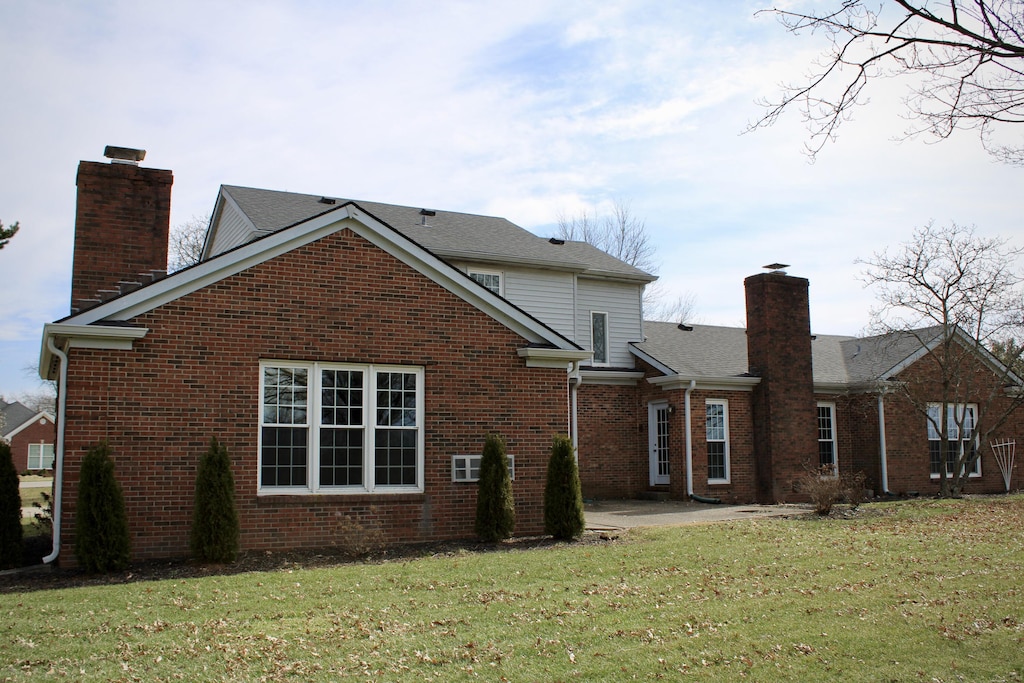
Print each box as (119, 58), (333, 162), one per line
(2, 496), (1021, 682)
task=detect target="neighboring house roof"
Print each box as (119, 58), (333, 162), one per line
(0, 399), (54, 441)
(209, 185), (657, 282)
(631, 322), (1019, 391)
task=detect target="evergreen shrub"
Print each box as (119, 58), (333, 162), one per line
(190, 437), (240, 563)
(475, 433), (515, 542)
(75, 441), (130, 573)
(0, 441), (23, 569)
(544, 434), (585, 540)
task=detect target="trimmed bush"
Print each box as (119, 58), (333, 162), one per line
(475, 433), (515, 542)
(544, 434), (585, 540)
(190, 438), (240, 563)
(0, 441), (23, 569)
(75, 441), (130, 573)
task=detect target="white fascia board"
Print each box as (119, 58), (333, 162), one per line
(648, 374), (760, 392)
(516, 348), (592, 369)
(40, 323), (150, 380)
(60, 203), (578, 352)
(628, 345), (677, 376)
(579, 369), (645, 385)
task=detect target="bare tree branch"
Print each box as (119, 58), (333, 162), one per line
(751, 1), (1024, 163)
(168, 214), (210, 273)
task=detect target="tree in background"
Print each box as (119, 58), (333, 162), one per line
(752, 1), (1024, 164)
(0, 441), (23, 569)
(168, 214), (210, 272)
(991, 337), (1024, 377)
(0, 219), (19, 250)
(544, 434), (585, 540)
(190, 438), (240, 563)
(556, 200), (697, 323)
(859, 222), (1024, 496)
(475, 433), (515, 542)
(75, 441), (131, 572)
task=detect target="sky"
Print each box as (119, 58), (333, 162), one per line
(1, 1), (1021, 400)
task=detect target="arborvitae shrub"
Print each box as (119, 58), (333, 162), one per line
(475, 433), (515, 542)
(0, 441), (23, 569)
(544, 434), (585, 540)
(75, 441), (130, 573)
(190, 437), (240, 563)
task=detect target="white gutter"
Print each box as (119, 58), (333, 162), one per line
(684, 379), (696, 497)
(43, 337), (68, 565)
(878, 391), (891, 495)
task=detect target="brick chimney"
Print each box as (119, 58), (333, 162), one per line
(70, 147), (173, 313)
(744, 270), (817, 503)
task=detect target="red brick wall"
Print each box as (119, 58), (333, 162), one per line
(688, 390), (757, 503)
(745, 273), (818, 502)
(7, 416), (56, 472)
(881, 354), (1023, 496)
(71, 161), (172, 313)
(830, 393), (883, 493)
(577, 383), (643, 498)
(57, 228), (567, 567)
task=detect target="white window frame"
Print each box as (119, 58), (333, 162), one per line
(817, 402), (838, 477)
(451, 454), (515, 483)
(27, 443), (55, 470)
(591, 311), (609, 366)
(258, 361), (425, 495)
(927, 402), (981, 478)
(705, 399), (730, 484)
(468, 269), (503, 296)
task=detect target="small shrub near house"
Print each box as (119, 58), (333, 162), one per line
(0, 441), (23, 569)
(544, 434), (585, 540)
(75, 441), (131, 573)
(798, 465), (868, 515)
(475, 433), (515, 542)
(190, 438), (240, 563)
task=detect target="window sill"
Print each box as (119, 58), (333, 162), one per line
(257, 491), (426, 505)
(929, 473), (981, 479)
(708, 479), (730, 486)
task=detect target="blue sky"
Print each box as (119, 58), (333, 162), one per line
(1, 1), (1021, 399)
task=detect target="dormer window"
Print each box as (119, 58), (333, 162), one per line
(469, 269), (503, 296)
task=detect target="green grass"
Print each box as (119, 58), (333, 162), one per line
(2, 496), (1022, 682)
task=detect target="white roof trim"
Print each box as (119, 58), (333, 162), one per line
(648, 374), (761, 392)
(517, 347), (592, 369)
(40, 323), (150, 380)
(579, 369), (645, 385)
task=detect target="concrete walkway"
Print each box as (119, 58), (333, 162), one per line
(585, 499), (812, 531)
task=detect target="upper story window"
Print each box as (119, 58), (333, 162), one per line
(591, 311), (608, 365)
(259, 361), (424, 494)
(817, 403), (837, 476)
(705, 399), (730, 483)
(469, 269), (503, 296)
(927, 403), (980, 478)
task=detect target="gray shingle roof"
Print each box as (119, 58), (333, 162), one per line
(632, 322), (949, 387)
(1, 400), (36, 438)
(219, 185), (656, 281)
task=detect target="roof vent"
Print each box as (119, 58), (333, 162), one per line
(104, 145), (146, 166)
(419, 209), (436, 226)
(677, 323), (693, 331)
(549, 237), (565, 245)
(318, 196), (336, 205)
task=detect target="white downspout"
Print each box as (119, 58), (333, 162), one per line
(684, 379), (696, 497)
(568, 361), (581, 459)
(878, 391), (891, 495)
(44, 337), (68, 565)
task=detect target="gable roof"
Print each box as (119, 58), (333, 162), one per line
(1, 400), (53, 440)
(208, 186), (656, 282)
(631, 322), (1022, 391)
(42, 202), (590, 379)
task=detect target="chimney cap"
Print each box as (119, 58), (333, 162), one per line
(104, 146), (146, 164)
(762, 262), (790, 272)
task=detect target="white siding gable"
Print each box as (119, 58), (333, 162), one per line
(577, 277), (644, 368)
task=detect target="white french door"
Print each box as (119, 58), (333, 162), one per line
(648, 401), (670, 486)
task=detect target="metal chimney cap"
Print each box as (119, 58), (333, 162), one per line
(104, 146), (146, 164)
(762, 263), (790, 271)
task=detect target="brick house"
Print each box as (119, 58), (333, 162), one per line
(39, 149), (1022, 567)
(1, 399), (56, 472)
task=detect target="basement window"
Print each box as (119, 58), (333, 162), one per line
(451, 454), (515, 482)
